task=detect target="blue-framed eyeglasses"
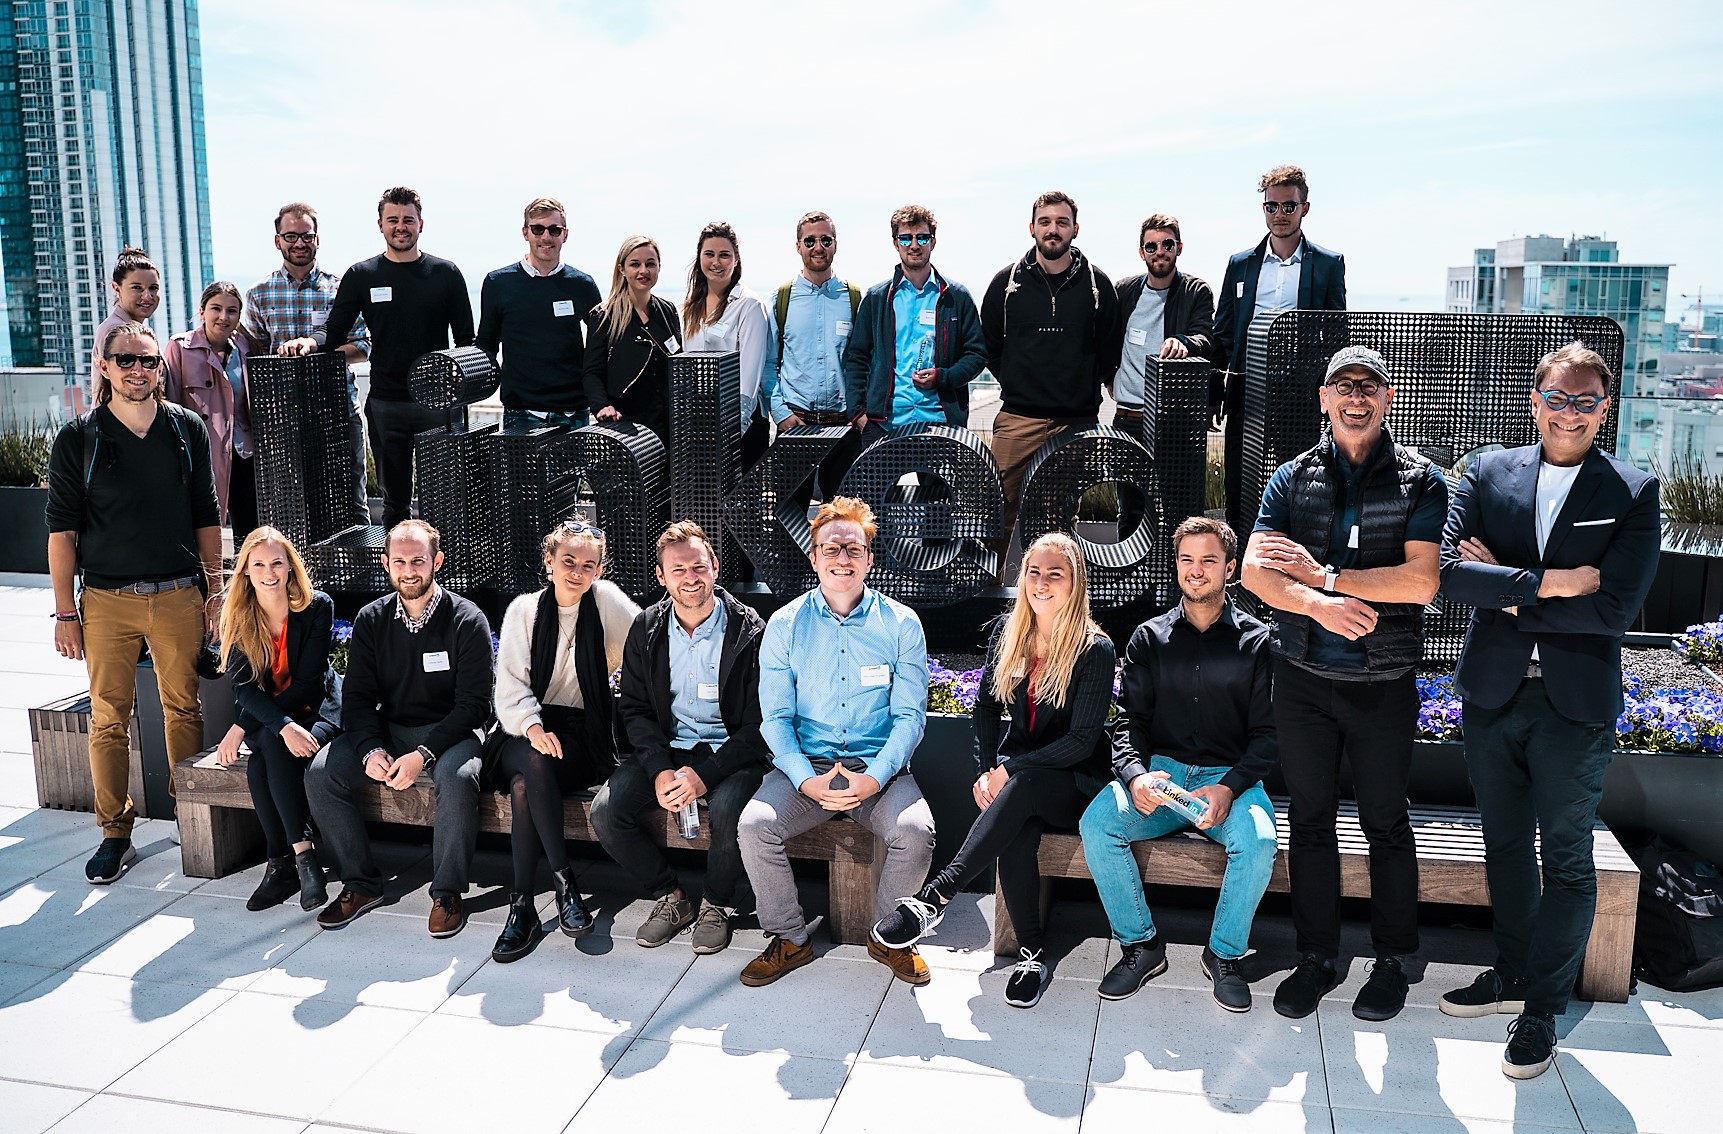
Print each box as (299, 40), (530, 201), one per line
(1535, 389), (1605, 414)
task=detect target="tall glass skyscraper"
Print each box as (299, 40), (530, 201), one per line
(2, 0), (213, 412)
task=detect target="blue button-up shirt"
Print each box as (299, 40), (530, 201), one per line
(669, 599), (728, 750)
(758, 587), (928, 786)
(1254, 238), (1304, 318)
(764, 275), (853, 422)
(891, 273), (944, 426)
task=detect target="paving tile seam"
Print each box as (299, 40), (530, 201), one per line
(1325, 1100), (1584, 1130)
(40, 1086), (335, 1130)
(809, 967), (895, 1134)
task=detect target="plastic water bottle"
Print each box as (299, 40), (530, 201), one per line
(1148, 778), (1209, 825)
(675, 771), (699, 840)
(915, 334), (934, 374)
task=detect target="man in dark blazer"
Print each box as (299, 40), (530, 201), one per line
(1436, 342), (1660, 1080)
(1212, 165), (1347, 514)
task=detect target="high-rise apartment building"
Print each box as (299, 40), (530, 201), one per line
(1, 0), (213, 412)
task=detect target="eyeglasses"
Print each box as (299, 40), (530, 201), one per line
(895, 233), (933, 247)
(527, 223), (566, 237)
(560, 519), (605, 538)
(1263, 201), (1304, 214)
(1535, 389), (1605, 414)
(1142, 238), (1178, 253)
(816, 542), (868, 561)
(1326, 377), (1384, 398)
(801, 235), (835, 249)
(104, 352), (162, 370)
(277, 232), (318, 244)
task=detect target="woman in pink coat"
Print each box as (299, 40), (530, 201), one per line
(163, 281), (257, 541)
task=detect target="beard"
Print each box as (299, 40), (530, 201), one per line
(393, 575), (432, 601)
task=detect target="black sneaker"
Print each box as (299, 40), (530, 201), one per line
(1201, 946), (1252, 1013)
(1353, 954), (1409, 1022)
(871, 894), (944, 949)
(1098, 937), (1168, 1000)
(1004, 948), (1049, 1008)
(1502, 1011), (1558, 1079)
(85, 837), (136, 885)
(1273, 953), (1339, 1019)
(1440, 968), (1528, 1019)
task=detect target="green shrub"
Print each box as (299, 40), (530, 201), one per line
(0, 422), (54, 488)
(1655, 450), (1723, 525)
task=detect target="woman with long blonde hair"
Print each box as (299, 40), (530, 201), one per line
(213, 527), (342, 913)
(581, 235), (681, 444)
(872, 531), (1115, 1008)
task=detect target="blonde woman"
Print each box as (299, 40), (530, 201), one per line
(872, 531), (1115, 1008)
(214, 528), (342, 912)
(581, 235), (681, 444)
(490, 521), (640, 962)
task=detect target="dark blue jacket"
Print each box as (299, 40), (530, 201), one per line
(843, 266), (987, 426)
(1212, 235), (1347, 380)
(1439, 444), (1661, 725)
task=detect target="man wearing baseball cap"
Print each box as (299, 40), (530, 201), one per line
(1240, 344), (1449, 1022)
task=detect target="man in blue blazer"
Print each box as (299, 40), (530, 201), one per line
(1436, 343), (1661, 1080)
(1212, 165), (1347, 514)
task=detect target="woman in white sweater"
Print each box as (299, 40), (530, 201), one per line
(679, 221), (771, 468)
(490, 521), (639, 962)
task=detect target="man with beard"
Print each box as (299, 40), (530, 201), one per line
(1079, 516), (1278, 1012)
(245, 202), (372, 526)
(1109, 213), (1216, 445)
(1241, 346), (1446, 1024)
(305, 519), (494, 937)
(316, 187), (475, 528)
(476, 197), (601, 431)
(592, 521), (771, 954)
(47, 323), (223, 883)
(981, 191), (1122, 550)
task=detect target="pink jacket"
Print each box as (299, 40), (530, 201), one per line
(163, 326), (249, 522)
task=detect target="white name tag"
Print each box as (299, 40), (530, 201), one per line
(1571, 518), (1616, 527)
(835, 320), (852, 338)
(310, 311), (327, 328)
(918, 308), (937, 326)
(1128, 328), (1148, 346)
(859, 663), (891, 687)
(1236, 281), (1245, 298)
(664, 335), (680, 353)
(698, 682), (720, 701)
(370, 286), (393, 303)
(552, 299), (575, 317)
(422, 651), (450, 672)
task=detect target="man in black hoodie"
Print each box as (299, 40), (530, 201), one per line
(981, 190), (1122, 551)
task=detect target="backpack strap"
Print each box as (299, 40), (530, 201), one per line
(774, 283), (793, 373)
(847, 282), (861, 318)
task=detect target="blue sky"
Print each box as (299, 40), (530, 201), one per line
(199, 0), (1723, 323)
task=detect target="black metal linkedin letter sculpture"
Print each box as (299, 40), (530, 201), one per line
(721, 425), (850, 596)
(1016, 426), (1159, 609)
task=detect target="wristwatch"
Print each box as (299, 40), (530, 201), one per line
(416, 745), (438, 773)
(1323, 565), (1340, 593)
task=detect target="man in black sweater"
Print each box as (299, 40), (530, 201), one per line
(318, 187), (475, 528)
(306, 519), (494, 937)
(476, 196), (601, 430)
(980, 190), (1122, 554)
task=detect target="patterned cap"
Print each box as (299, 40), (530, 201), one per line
(1322, 345), (1391, 386)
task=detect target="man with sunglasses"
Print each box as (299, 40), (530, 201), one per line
(476, 197), (602, 431)
(1435, 343), (1659, 1079)
(737, 496), (936, 987)
(842, 205), (986, 433)
(1214, 165), (1348, 512)
(46, 322), (223, 883)
(1241, 345), (1446, 1024)
(244, 202), (372, 526)
(1110, 214), (1215, 445)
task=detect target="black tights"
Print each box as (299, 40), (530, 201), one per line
(494, 732), (600, 892)
(247, 721), (337, 859)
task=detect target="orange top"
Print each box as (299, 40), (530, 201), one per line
(269, 617), (290, 693)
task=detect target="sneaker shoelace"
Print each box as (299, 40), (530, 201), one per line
(694, 904), (728, 930)
(900, 895), (940, 929)
(649, 894), (683, 922)
(1507, 1014), (1556, 1047)
(1011, 948), (1045, 979)
(435, 896), (457, 916)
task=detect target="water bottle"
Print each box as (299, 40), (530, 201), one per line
(1147, 777), (1209, 825)
(915, 334), (934, 374)
(675, 771), (699, 839)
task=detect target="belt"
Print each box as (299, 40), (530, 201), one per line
(1113, 407), (1144, 420)
(791, 408), (853, 426)
(112, 574), (202, 596)
(1525, 662), (1543, 679)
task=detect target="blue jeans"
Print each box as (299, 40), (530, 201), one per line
(1079, 756), (1278, 960)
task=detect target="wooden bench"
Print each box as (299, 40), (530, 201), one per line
(173, 750), (883, 945)
(994, 799), (1640, 1003)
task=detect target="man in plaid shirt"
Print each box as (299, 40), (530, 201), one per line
(242, 202), (372, 526)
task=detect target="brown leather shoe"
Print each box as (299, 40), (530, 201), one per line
(869, 937), (930, 985)
(739, 935), (816, 987)
(428, 894), (466, 938)
(316, 887), (383, 930)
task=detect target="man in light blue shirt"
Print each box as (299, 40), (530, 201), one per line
(738, 497), (937, 988)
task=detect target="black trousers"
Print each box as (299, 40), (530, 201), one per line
(246, 719), (338, 859)
(1273, 659), (1420, 959)
(228, 448), (258, 544)
(925, 766), (1092, 954)
(493, 728), (604, 892)
(364, 397), (454, 529)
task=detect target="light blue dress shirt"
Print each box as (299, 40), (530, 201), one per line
(669, 599), (728, 750)
(763, 275), (853, 422)
(890, 274), (944, 426)
(1254, 238), (1305, 318)
(223, 346), (253, 458)
(758, 587), (928, 786)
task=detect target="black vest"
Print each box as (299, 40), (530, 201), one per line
(1273, 426), (1430, 671)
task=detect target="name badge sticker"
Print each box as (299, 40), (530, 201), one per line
(1127, 328), (1148, 346)
(1236, 281), (1245, 298)
(664, 335), (680, 353)
(552, 299), (575, 317)
(835, 320), (852, 338)
(422, 650), (450, 672)
(918, 308), (937, 326)
(859, 663), (891, 688)
(370, 286), (393, 303)
(698, 682), (720, 701)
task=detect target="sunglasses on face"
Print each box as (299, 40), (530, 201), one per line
(105, 353), (162, 370)
(277, 232), (318, 244)
(1263, 201), (1304, 214)
(801, 235), (835, 249)
(1142, 238), (1178, 253)
(528, 224), (566, 237)
(1326, 377), (1384, 398)
(895, 233), (933, 247)
(1535, 389), (1605, 414)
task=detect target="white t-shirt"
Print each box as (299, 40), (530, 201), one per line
(1530, 459), (1584, 661)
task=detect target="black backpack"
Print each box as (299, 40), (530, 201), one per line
(1628, 837), (1723, 993)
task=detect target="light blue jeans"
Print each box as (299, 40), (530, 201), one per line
(1079, 755), (1279, 960)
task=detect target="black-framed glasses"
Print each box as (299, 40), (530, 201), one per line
(104, 352), (162, 370)
(528, 223), (566, 237)
(816, 542), (868, 561)
(1142, 238), (1178, 253)
(560, 519), (605, 538)
(895, 233), (933, 247)
(277, 232), (318, 244)
(1535, 389), (1605, 414)
(1263, 201), (1304, 214)
(801, 235), (835, 249)
(1326, 377), (1384, 398)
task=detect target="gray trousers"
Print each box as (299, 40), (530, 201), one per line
(739, 769), (936, 942)
(306, 722), (483, 900)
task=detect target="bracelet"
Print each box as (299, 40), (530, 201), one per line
(51, 610), (79, 622)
